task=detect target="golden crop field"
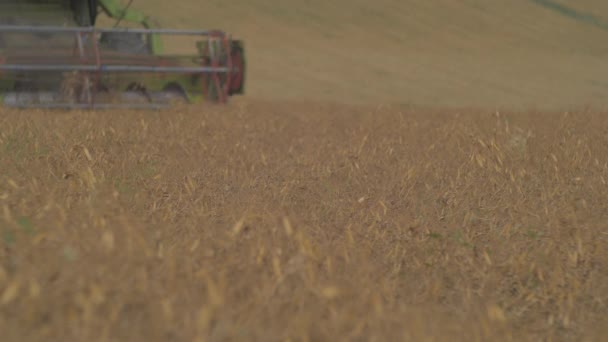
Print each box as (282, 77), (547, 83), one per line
(1, 103), (607, 341)
(2, 1), (608, 341)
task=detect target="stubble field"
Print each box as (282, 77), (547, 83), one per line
(2, 0), (608, 341)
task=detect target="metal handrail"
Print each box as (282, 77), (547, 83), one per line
(0, 24), (226, 36)
(0, 64), (231, 73)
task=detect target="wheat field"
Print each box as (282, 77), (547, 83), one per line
(2, 0), (608, 341)
(1, 103), (607, 341)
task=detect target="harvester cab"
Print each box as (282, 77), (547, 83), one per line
(0, 0), (245, 109)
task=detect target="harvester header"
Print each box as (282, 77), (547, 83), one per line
(0, 0), (245, 109)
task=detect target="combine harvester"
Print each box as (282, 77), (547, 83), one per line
(0, 0), (245, 109)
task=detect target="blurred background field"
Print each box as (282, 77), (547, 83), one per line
(109, 0), (608, 110)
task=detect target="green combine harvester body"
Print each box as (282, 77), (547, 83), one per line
(0, 0), (245, 109)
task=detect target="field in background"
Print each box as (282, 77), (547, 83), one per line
(2, 1), (608, 341)
(108, 0), (608, 110)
